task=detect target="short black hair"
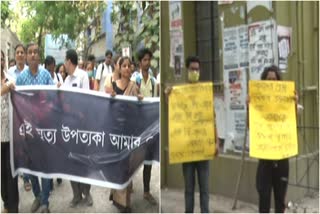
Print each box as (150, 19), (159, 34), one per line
(87, 54), (95, 62)
(66, 49), (78, 66)
(137, 48), (152, 62)
(44, 55), (56, 68)
(15, 44), (26, 52)
(260, 65), (281, 80)
(185, 55), (200, 68)
(105, 50), (113, 57)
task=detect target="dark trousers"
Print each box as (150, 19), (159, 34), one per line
(1, 142), (19, 213)
(143, 164), (152, 193)
(256, 159), (289, 213)
(182, 160), (209, 213)
(70, 181), (91, 199)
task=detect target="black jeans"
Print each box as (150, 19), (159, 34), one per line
(182, 161), (209, 213)
(143, 164), (152, 193)
(256, 159), (289, 213)
(1, 142), (19, 213)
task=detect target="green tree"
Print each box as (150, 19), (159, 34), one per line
(17, 1), (106, 61)
(1, 1), (13, 27)
(111, 1), (160, 69)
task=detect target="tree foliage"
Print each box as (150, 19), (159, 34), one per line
(17, 1), (106, 60)
(111, 1), (160, 68)
(1, 1), (13, 28)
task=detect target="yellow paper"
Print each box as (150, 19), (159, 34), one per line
(169, 82), (215, 164)
(249, 81), (298, 160)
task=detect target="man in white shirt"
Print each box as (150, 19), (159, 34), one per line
(62, 49), (92, 207)
(8, 44), (28, 80)
(63, 50), (90, 90)
(94, 50), (113, 92)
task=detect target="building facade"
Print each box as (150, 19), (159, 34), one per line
(161, 1), (319, 204)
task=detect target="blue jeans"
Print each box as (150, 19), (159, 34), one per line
(182, 161), (209, 213)
(29, 175), (51, 206)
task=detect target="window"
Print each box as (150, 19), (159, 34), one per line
(195, 1), (220, 82)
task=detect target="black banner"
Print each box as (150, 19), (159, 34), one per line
(10, 86), (159, 189)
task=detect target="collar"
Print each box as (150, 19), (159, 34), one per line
(27, 66), (40, 76)
(71, 67), (80, 77)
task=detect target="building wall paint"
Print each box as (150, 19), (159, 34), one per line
(161, 1), (319, 204)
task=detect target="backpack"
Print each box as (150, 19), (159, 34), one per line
(135, 75), (156, 97)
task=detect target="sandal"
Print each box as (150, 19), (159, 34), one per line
(24, 181), (32, 191)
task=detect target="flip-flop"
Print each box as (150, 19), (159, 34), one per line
(24, 182), (32, 191)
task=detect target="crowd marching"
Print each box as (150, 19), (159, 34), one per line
(1, 43), (160, 213)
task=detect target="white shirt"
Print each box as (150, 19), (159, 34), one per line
(95, 62), (112, 92)
(62, 67), (89, 90)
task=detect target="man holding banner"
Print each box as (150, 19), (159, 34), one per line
(62, 49), (92, 208)
(166, 55), (219, 213)
(249, 65), (299, 213)
(16, 42), (54, 213)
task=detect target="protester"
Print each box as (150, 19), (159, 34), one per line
(94, 50), (113, 91)
(62, 49), (92, 208)
(16, 42), (54, 213)
(44, 55), (63, 86)
(85, 60), (95, 90)
(1, 50), (19, 213)
(254, 65), (298, 213)
(8, 44), (28, 80)
(107, 56), (142, 212)
(56, 63), (67, 82)
(104, 55), (122, 94)
(130, 61), (136, 74)
(164, 55), (219, 213)
(133, 48), (158, 204)
(87, 54), (97, 79)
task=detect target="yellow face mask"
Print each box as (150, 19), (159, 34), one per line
(188, 70), (200, 83)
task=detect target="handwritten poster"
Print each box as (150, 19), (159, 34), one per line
(277, 25), (292, 71)
(249, 81), (298, 160)
(248, 20), (277, 80)
(169, 1), (184, 70)
(169, 83), (216, 164)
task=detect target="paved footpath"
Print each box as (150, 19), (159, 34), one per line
(161, 188), (319, 213)
(13, 164), (160, 213)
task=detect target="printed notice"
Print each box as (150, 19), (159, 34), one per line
(169, 82), (216, 164)
(249, 81), (298, 160)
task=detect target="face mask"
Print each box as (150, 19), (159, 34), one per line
(188, 70), (200, 83)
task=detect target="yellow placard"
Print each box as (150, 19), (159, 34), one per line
(249, 80), (298, 160)
(169, 82), (215, 164)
